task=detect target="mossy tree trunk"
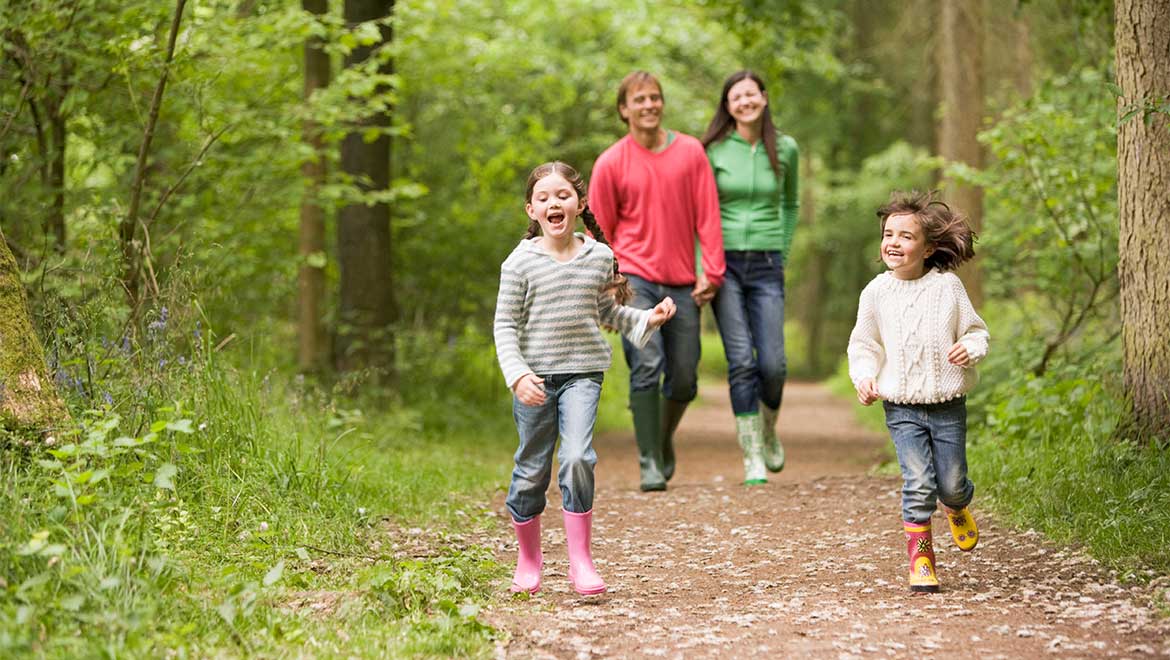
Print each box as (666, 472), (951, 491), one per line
(0, 226), (69, 437)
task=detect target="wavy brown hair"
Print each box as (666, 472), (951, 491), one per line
(876, 190), (977, 272)
(700, 70), (783, 179)
(523, 161), (633, 304)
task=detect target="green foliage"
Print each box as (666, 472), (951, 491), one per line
(392, 0), (743, 331)
(957, 69), (1119, 377)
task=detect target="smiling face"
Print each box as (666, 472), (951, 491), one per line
(727, 77), (766, 128)
(526, 172), (584, 244)
(881, 213), (935, 279)
(619, 81), (664, 133)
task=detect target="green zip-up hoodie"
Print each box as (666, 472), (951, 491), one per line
(706, 131), (800, 256)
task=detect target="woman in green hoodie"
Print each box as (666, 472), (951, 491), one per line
(701, 70), (799, 485)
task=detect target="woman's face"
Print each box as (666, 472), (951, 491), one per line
(727, 78), (766, 128)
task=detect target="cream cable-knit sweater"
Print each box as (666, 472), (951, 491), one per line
(847, 269), (990, 405)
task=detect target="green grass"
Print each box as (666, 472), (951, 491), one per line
(967, 374), (1170, 580)
(0, 330), (516, 658)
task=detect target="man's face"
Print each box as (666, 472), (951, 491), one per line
(619, 82), (664, 133)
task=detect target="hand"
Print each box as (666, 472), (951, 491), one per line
(691, 273), (717, 307)
(647, 296), (677, 328)
(947, 342), (971, 367)
(856, 378), (881, 406)
(512, 373), (546, 406)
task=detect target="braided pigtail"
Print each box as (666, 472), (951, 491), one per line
(581, 206), (633, 305)
(523, 218), (541, 239)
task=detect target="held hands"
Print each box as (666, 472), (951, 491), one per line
(947, 342), (971, 367)
(512, 373), (546, 406)
(691, 273), (717, 307)
(647, 296), (677, 328)
(856, 378), (881, 406)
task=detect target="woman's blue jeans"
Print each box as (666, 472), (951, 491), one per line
(621, 274), (701, 401)
(506, 372), (603, 522)
(883, 397), (975, 524)
(712, 251), (787, 415)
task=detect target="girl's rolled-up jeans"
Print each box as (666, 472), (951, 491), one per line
(883, 396), (974, 524)
(506, 372), (603, 522)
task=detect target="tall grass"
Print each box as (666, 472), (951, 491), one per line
(1, 311), (515, 657)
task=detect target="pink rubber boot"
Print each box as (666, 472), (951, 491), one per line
(562, 509), (607, 595)
(904, 520), (940, 593)
(510, 515), (542, 594)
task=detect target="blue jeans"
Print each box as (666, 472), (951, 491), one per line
(712, 251), (787, 415)
(506, 372), (604, 522)
(883, 397), (975, 524)
(621, 274), (701, 401)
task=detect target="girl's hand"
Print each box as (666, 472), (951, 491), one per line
(856, 378), (881, 406)
(513, 373), (546, 406)
(947, 342), (971, 367)
(648, 296), (677, 328)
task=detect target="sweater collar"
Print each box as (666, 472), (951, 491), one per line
(881, 267), (942, 289)
(524, 232), (595, 262)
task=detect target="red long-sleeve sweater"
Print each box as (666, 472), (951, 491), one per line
(588, 133), (725, 288)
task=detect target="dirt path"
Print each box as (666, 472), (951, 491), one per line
(484, 382), (1170, 659)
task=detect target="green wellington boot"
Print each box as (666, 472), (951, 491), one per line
(760, 402), (785, 473)
(629, 390), (666, 491)
(736, 413), (768, 485)
(660, 398), (688, 482)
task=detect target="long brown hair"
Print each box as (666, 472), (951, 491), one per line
(700, 70), (783, 179)
(523, 161), (633, 304)
(877, 190), (977, 272)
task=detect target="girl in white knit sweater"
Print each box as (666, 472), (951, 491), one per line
(847, 190), (990, 594)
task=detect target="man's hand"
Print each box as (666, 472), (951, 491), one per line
(512, 373), (546, 406)
(648, 296), (677, 329)
(691, 273), (717, 307)
(856, 378), (881, 406)
(947, 342), (971, 367)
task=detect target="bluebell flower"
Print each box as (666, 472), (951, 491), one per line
(102, 391), (114, 406)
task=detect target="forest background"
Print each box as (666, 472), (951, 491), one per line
(1, 0), (1168, 656)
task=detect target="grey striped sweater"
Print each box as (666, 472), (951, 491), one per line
(494, 234), (652, 388)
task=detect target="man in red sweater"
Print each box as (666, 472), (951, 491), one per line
(588, 70), (726, 492)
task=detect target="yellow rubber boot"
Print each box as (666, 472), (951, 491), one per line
(942, 505), (979, 551)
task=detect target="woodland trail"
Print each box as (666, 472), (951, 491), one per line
(484, 381), (1170, 659)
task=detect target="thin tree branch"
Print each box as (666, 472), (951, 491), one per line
(120, 0), (188, 312)
(144, 123), (232, 230)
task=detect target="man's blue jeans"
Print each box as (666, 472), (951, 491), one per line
(621, 274), (701, 401)
(506, 372), (603, 522)
(883, 397), (975, 524)
(712, 251), (787, 415)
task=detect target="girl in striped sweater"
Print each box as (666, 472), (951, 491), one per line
(494, 161), (677, 595)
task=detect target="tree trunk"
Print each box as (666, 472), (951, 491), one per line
(298, 0), (331, 373)
(45, 88), (68, 253)
(1116, 0), (1170, 435)
(796, 150), (827, 376)
(0, 226), (69, 437)
(336, 0), (395, 376)
(1013, 11), (1034, 100)
(937, 0), (985, 307)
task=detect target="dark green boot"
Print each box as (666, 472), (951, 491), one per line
(629, 390), (666, 491)
(660, 398), (688, 482)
